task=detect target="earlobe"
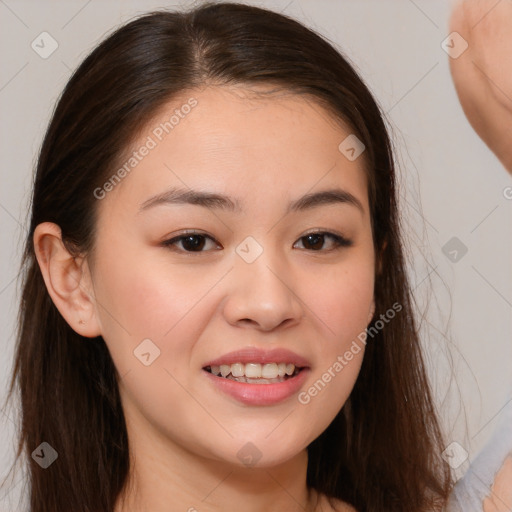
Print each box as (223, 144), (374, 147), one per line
(33, 222), (101, 338)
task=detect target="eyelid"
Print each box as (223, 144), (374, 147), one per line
(300, 229), (353, 246)
(161, 229), (353, 253)
(295, 230), (353, 250)
(161, 230), (220, 250)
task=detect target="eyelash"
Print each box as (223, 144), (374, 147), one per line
(161, 230), (353, 254)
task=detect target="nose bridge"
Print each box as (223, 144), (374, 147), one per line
(223, 235), (303, 330)
(236, 235), (291, 298)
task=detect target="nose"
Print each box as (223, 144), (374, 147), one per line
(222, 247), (304, 332)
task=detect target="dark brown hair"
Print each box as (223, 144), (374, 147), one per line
(5, 2), (453, 511)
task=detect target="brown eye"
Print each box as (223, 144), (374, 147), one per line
(162, 230), (352, 254)
(162, 233), (220, 253)
(295, 232), (353, 251)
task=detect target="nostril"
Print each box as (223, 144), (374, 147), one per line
(241, 318), (256, 324)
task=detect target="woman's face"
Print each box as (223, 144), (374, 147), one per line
(88, 86), (375, 468)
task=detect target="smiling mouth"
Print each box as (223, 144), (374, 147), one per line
(203, 362), (303, 384)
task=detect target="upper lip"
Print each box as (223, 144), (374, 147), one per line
(203, 347), (311, 369)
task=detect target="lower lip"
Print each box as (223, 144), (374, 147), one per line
(203, 368), (310, 406)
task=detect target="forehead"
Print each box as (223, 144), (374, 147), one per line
(97, 85), (369, 216)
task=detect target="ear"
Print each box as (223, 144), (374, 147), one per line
(33, 222), (101, 338)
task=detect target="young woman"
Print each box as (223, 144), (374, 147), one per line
(5, 2), (453, 511)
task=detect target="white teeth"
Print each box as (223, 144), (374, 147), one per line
(220, 364), (231, 377)
(225, 375), (287, 384)
(285, 363), (295, 376)
(230, 363), (244, 377)
(245, 363), (261, 378)
(261, 363), (279, 379)
(207, 362), (298, 379)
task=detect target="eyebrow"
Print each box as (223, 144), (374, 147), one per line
(139, 186), (364, 215)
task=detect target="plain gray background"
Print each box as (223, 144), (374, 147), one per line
(1, 0), (511, 509)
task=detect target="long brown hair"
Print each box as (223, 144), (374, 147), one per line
(4, 2), (453, 510)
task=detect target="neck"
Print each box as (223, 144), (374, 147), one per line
(114, 408), (318, 512)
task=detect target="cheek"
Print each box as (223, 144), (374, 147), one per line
(92, 259), (215, 431)
(294, 257), (373, 414)
(305, 260), (374, 346)
(92, 246), (216, 373)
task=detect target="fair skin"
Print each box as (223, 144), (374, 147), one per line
(33, 86), (374, 512)
(449, 2), (512, 510)
(449, 0), (512, 175)
(482, 455), (512, 512)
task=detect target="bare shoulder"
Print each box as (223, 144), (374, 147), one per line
(315, 492), (358, 512)
(482, 454), (512, 511)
